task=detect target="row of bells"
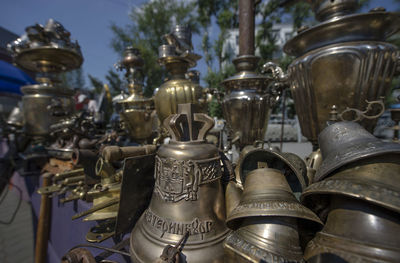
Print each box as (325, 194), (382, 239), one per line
(127, 105), (400, 262)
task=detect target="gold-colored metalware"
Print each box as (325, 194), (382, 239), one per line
(284, 0), (400, 146)
(8, 19), (82, 137)
(224, 168), (322, 262)
(304, 196), (400, 262)
(315, 121), (400, 182)
(115, 47), (155, 143)
(130, 104), (229, 263)
(154, 25), (207, 125)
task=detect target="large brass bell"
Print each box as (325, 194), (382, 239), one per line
(130, 104), (229, 262)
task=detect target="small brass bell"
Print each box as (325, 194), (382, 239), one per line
(130, 104), (229, 262)
(224, 168), (322, 262)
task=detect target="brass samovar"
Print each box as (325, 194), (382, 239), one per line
(115, 47), (155, 143)
(284, 0), (400, 147)
(8, 19), (83, 138)
(130, 104), (229, 262)
(154, 25), (207, 126)
(221, 0), (287, 150)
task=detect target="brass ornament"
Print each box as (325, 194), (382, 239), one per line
(130, 104), (229, 263)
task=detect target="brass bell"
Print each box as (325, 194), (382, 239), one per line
(304, 195), (400, 262)
(130, 104), (229, 262)
(302, 160), (400, 217)
(315, 121), (400, 182)
(236, 146), (308, 194)
(224, 168), (322, 262)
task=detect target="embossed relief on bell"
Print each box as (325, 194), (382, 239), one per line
(130, 104), (229, 263)
(154, 155), (222, 202)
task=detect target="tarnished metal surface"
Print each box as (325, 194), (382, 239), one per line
(226, 168), (321, 229)
(304, 196), (400, 262)
(130, 104), (229, 263)
(315, 121), (400, 181)
(224, 167), (321, 262)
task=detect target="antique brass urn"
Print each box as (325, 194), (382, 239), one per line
(154, 25), (207, 126)
(8, 19), (82, 137)
(221, 0), (287, 149)
(130, 104), (229, 262)
(115, 47), (155, 143)
(284, 0), (400, 147)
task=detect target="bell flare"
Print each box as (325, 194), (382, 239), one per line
(315, 121), (400, 182)
(226, 168), (322, 230)
(302, 161), (400, 215)
(224, 216), (304, 262)
(305, 195), (400, 262)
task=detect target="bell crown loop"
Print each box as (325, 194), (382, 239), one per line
(163, 103), (214, 142)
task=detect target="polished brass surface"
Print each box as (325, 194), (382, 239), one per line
(302, 160), (400, 216)
(315, 121), (400, 181)
(227, 168), (322, 230)
(304, 196), (400, 262)
(154, 26), (206, 125)
(284, 2), (400, 146)
(305, 149), (322, 184)
(115, 47), (155, 142)
(224, 217), (304, 263)
(237, 146), (307, 193)
(130, 104), (229, 263)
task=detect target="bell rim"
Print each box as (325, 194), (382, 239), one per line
(314, 140), (400, 182)
(305, 229), (400, 262)
(226, 199), (323, 230)
(301, 177), (400, 215)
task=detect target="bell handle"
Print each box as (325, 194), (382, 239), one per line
(194, 113), (215, 141)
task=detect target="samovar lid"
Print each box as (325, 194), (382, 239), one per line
(284, 11), (400, 57)
(315, 121), (400, 182)
(8, 18), (83, 73)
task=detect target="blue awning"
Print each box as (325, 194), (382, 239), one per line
(0, 60), (35, 95)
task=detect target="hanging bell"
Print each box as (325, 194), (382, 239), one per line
(224, 168), (322, 262)
(130, 103), (229, 263)
(236, 146), (308, 194)
(304, 195), (400, 262)
(315, 121), (400, 182)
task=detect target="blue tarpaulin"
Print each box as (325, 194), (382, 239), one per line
(0, 60), (35, 95)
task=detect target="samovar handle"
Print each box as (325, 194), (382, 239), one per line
(261, 62), (288, 83)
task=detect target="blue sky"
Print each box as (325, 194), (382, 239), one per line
(1, 0), (398, 88)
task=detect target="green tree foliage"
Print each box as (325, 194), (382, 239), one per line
(110, 0), (199, 97)
(88, 74), (104, 95)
